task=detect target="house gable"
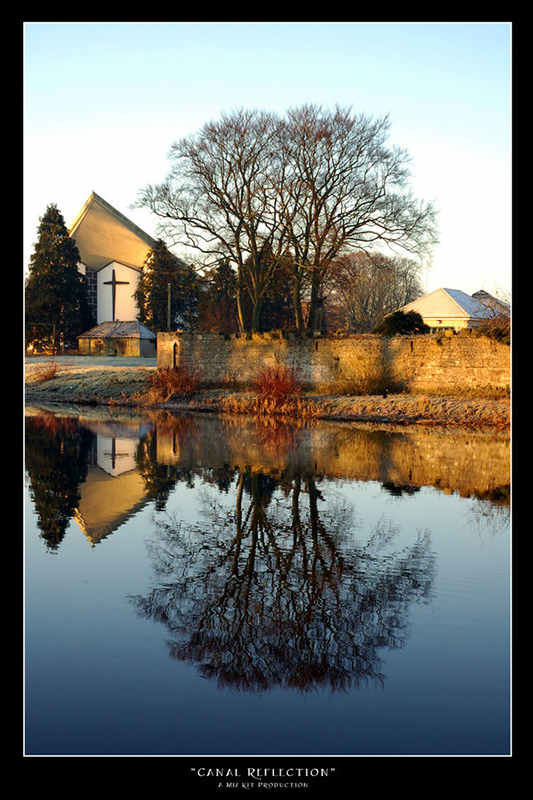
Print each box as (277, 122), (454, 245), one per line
(400, 287), (498, 330)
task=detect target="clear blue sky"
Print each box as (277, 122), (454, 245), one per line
(24, 21), (511, 297)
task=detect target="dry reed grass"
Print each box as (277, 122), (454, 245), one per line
(222, 364), (320, 418)
(221, 393), (320, 418)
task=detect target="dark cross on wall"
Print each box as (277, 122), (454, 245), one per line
(103, 269), (130, 321)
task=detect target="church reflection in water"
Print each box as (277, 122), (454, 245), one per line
(25, 408), (509, 692)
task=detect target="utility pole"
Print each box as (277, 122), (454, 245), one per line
(167, 283), (171, 331)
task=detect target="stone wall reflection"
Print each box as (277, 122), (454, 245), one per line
(152, 412), (510, 500)
(25, 407), (509, 554)
(25, 408), (509, 692)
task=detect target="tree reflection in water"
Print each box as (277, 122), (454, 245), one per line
(130, 468), (436, 693)
(25, 412), (93, 550)
(25, 410), (438, 693)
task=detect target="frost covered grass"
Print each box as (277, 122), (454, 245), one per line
(25, 356), (509, 429)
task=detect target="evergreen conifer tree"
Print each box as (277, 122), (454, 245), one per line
(197, 260), (238, 332)
(25, 204), (94, 353)
(135, 239), (198, 332)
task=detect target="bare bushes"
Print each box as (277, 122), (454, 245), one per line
(222, 364), (319, 418)
(473, 316), (511, 346)
(252, 365), (312, 416)
(254, 364), (301, 403)
(144, 365), (201, 404)
(32, 360), (60, 382)
(30, 359), (71, 383)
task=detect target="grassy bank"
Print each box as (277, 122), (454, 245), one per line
(24, 356), (510, 430)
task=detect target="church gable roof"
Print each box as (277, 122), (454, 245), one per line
(69, 192), (157, 272)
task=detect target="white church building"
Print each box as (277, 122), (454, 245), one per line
(69, 192), (167, 356)
(69, 191), (157, 325)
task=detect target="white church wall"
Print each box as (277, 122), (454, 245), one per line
(97, 262), (140, 324)
(97, 435), (139, 476)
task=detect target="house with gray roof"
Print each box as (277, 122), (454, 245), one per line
(399, 287), (510, 332)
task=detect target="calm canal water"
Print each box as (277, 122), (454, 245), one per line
(24, 406), (511, 759)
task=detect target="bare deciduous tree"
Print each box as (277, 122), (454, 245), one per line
(136, 108), (288, 332)
(278, 105), (438, 330)
(326, 250), (426, 332)
(136, 105), (438, 333)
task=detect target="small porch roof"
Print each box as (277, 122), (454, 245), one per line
(78, 321), (157, 340)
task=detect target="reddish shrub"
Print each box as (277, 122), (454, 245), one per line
(147, 365), (200, 403)
(253, 365), (301, 402)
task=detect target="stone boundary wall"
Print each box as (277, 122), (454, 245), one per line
(157, 331), (510, 393)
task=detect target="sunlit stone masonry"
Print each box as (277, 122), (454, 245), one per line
(157, 331), (510, 394)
